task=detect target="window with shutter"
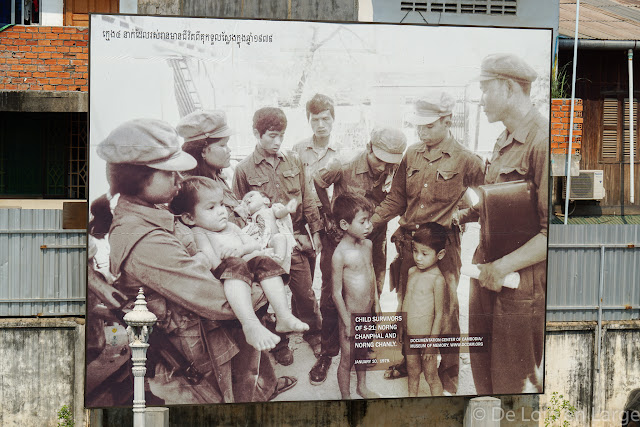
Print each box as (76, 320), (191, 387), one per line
(601, 98), (619, 161)
(600, 97), (639, 163)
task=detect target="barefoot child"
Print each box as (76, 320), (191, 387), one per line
(403, 223), (446, 397)
(170, 176), (309, 352)
(241, 190), (297, 272)
(331, 193), (380, 399)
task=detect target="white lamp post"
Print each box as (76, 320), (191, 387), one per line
(123, 288), (157, 427)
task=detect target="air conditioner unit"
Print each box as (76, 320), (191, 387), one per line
(562, 170), (606, 200)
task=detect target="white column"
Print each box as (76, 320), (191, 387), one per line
(123, 288), (157, 427)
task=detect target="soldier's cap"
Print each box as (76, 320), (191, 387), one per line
(408, 90), (456, 126)
(97, 118), (196, 171)
(370, 127), (407, 164)
(477, 53), (538, 84)
(176, 110), (233, 143)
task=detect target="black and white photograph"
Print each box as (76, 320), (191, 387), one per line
(85, 13), (551, 407)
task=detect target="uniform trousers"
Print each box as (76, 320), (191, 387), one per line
(468, 259), (545, 395)
(270, 249), (322, 351)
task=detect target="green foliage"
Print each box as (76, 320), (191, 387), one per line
(57, 405), (74, 427)
(552, 62), (571, 99)
(544, 392), (577, 427)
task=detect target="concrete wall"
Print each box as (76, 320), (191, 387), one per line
(0, 199), (83, 209)
(3, 319), (638, 426)
(0, 318), (86, 427)
(137, 0), (358, 21)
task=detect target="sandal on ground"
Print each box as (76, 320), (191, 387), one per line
(383, 363), (408, 380)
(269, 375), (297, 400)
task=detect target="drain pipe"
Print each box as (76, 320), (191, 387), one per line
(629, 49), (635, 204)
(558, 39), (640, 50)
(564, 0), (581, 225)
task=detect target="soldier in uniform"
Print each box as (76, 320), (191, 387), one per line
(308, 127), (407, 385)
(233, 107), (324, 366)
(88, 118), (296, 405)
(468, 53), (548, 394)
(371, 91), (484, 394)
(177, 110), (247, 227)
(291, 94), (344, 359)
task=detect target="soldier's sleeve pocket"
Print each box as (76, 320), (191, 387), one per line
(436, 170), (459, 181)
(434, 169), (462, 201)
(281, 166), (302, 197)
(497, 166), (528, 182)
(282, 166), (301, 178)
(248, 176), (269, 187)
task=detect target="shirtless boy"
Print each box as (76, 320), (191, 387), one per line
(170, 176), (308, 352)
(403, 223), (446, 397)
(331, 193), (380, 399)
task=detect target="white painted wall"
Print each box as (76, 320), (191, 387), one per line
(41, 0), (63, 26)
(368, 0), (560, 52)
(120, 0), (138, 14)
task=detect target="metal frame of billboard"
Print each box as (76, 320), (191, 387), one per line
(86, 13), (552, 407)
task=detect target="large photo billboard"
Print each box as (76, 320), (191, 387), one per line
(86, 14), (551, 407)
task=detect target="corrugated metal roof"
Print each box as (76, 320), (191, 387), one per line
(551, 214), (640, 224)
(559, 0), (640, 40)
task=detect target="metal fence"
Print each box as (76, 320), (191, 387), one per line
(0, 209), (86, 316)
(2, 209), (639, 321)
(547, 223), (640, 322)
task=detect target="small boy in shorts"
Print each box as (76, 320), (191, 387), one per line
(403, 223), (446, 397)
(241, 190), (297, 272)
(170, 176), (309, 352)
(331, 193), (380, 399)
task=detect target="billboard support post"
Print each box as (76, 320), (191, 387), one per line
(123, 288), (157, 427)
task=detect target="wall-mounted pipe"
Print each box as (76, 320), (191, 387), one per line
(564, 0), (581, 225)
(558, 39), (640, 50)
(629, 49), (635, 204)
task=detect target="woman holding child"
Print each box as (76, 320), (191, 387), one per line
(93, 118), (295, 404)
(177, 110), (247, 227)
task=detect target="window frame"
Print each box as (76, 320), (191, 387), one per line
(599, 96), (640, 164)
(7, 0), (41, 26)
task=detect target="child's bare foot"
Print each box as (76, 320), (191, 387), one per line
(356, 385), (380, 399)
(242, 320), (281, 351)
(275, 314), (309, 333)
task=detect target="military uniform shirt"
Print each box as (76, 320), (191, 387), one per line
(372, 133), (484, 229)
(232, 148), (323, 234)
(315, 151), (387, 205)
(484, 107), (549, 236)
(292, 136), (347, 207)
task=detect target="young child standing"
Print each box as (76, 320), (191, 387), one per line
(403, 223), (446, 397)
(331, 193), (380, 399)
(170, 176), (309, 352)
